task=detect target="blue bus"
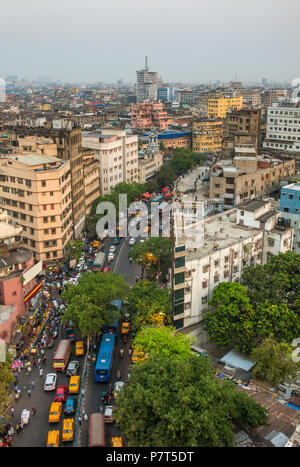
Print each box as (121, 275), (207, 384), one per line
(94, 333), (116, 382)
(103, 300), (122, 334)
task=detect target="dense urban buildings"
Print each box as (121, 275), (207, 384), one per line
(192, 118), (223, 153)
(136, 57), (163, 102)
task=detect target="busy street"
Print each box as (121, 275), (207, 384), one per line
(2, 233), (143, 447)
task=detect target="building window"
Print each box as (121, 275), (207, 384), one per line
(202, 296), (208, 304)
(174, 272), (185, 285)
(175, 256), (185, 269)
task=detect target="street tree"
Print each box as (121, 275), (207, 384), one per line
(254, 301), (300, 344)
(114, 354), (267, 447)
(61, 272), (129, 338)
(0, 352), (14, 405)
(65, 239), (84, 264)
(127, 280), (172, 330)
(129, 237), (172, 280)
(132, 325), (194, 362)
(251, 337), (300, 386)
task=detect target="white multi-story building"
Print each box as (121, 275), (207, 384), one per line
(173, 199), (294, 330)
(136, 57), (163, 102)
(263, 101), (300, 154)
(82, 129), (139, 195)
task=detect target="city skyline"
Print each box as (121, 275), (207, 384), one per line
(0, 0), (299, 84)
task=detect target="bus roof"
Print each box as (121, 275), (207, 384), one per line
(53, 340), (71, 361)
(89, 413), (105, 447)
(93, 252), (105, 265)
(95, 334), (115, 371)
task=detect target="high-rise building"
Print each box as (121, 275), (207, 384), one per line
(0, 152), (73, 263)
(136, 57), (163, 102)
(263, 102), (300, 165)
(82, 129), (139, 195)
(5, 122), (86, 238)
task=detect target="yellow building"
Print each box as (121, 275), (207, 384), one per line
(208, 95), (243, 118)
(192, 119), (224, 153)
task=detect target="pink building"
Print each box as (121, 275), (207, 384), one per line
(0, 211), (42, 342)
(130, 102), (173, 131)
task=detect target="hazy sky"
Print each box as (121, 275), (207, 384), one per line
(1, 0), (299, 84)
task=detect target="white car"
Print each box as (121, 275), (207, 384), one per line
(109, 245), (117, 253)
(113, 381), (125, 399)
(107, 252), (114, 262)
(129, 238), (136, 246)
(44, 373), (57, 391)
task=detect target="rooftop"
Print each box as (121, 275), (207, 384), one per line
(236, 199), (268, 212)
(0, 248), (33, 272)
(7, 153), (61, 166)
(177, 213), (261, 261)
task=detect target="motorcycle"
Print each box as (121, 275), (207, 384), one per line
(119, 348), (124, 358)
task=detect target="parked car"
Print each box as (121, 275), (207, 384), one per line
(111, 437), (123, 447)
(44, 373), (57, 391)
(64, 396), (78, 416)
(113, 381), (125, 399)
(54, 385), (68, 403)
(66, 360), (79, 377)
(129, 238), (136, 246)
(104, 405), (114, 423)
(109, 245), (117, 253)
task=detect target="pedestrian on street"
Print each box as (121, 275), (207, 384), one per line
(10, 407), (14, 418)
(78, 415), (82, 426)
(31, 407), (37, 416)
(15, 393), (19, 402)
(15, 423), (20, 434)
(27, 389), (31, 398)
(108, 383), (112, 395)
(19, 422), (23, 432)
(136, 276), (139, 283)
(83, 413), (88, 421)
(31, 381), (35, 390)
(129, 347), (133, 356)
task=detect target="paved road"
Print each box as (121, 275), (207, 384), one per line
(11, 234), (142, 447)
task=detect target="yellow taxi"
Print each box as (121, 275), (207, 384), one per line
(68, 375), (80, 394)
(47, 430), (59, 447)
(111, 437), (123, 447)
(75, 340), (84, 356)
(62, 418), (74, 442)
(49, 402), (62, 424)
(92, 240), (100, 248)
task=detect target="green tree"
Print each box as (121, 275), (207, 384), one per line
(114, 355), (267, 447)
(155, 165), (176, 189)
(254, 301), (300, 344)
(129, 237), (172, 280)
(204, 282), (256, 352)
(0, 352), (14, 405)
(251, 337), (300, 386)
(61, 272), (129, 338)
(65, 239), (84, 264)
(132, 326), (193, 361)
(128, 280), (172, 330)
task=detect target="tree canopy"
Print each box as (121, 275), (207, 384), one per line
(61, 271), (129, 338)
(204, 280), (300, 353)
(132, 326), (193, 361)
(114, 354), (267, 447)
(251, 337), (300, 386)
(127, 280), (172, 331)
